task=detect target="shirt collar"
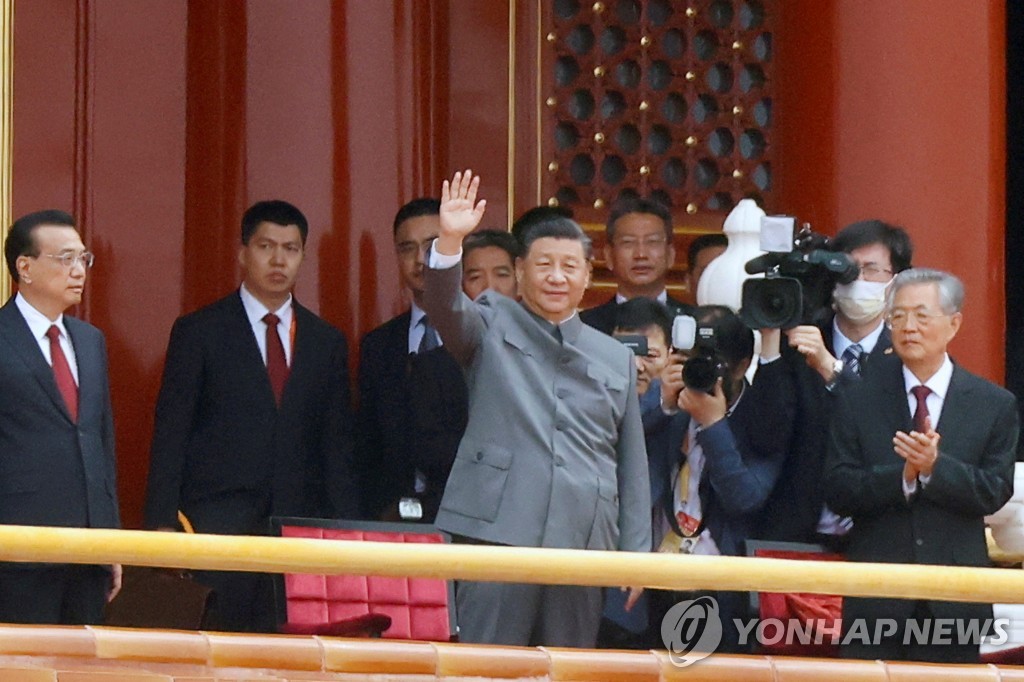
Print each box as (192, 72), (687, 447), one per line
(239, 284), (293, 328)
(902, 354), (954, 400)
(410, 300), (427, 329)
(616, 289), (669, 305)
(832, 316), (885, 357)
(15, 292), (68, 341)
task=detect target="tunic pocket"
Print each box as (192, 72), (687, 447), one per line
(440, 443), (513, 522)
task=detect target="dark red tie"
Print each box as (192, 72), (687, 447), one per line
(263, 313), (289, 404)
(46, 325), (78, 422)
(911, 385), (932, 433)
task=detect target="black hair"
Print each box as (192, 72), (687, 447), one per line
(606, 196), (673, 241)
(464, 228), (520, 262)
(519, 217), (593, 260)
(614, 297), (672, 347)
(392, 197), (441, 236)
(695, 304), (754, 367)
(5, 209), (76, 283)
(511, 205), (574, 245)
(687, 233), (729, 272)
(242, 200), (309, 245)
(831, 219), (913, 273)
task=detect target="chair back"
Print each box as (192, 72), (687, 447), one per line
(272, 517), (456, 641)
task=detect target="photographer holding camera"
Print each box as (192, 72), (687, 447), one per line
(756, 219), (914, 546)
(636, 305), (797, 651)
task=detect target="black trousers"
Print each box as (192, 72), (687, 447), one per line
(192, 569), (277, 633)
(0, 564), (110, 625)
(840, 600), (980, 663)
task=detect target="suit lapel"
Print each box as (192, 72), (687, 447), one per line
(0, 299), (76, 423)
(889, 362), (914, 433)
(282, 301), (327, 407)
(225, 292), (279, 408)
(662, 413), (691, 531)
(863, 325), (893, 372)
(934, 363), (972, 439)
(65, 317), (99, 423)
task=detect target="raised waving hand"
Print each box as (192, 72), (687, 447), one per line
(437, 169), (487, 255)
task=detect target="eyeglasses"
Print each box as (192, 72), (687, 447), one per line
(43, 252), (95, 269)
(613, 236), (668, 252)
(859, 264), (893, 279)
(886, 308), (949, 329)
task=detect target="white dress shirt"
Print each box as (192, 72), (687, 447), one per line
(832, 316), (885, 360)
(407, 301), (446, 354)
(902, 354), (954, 495)
(616, 289), (669, 305)
(669, 419), (721, 556)
(239, 284), (293, 366)
(15, 292), (79, 382)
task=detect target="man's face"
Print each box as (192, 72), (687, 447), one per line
(394, 215), (440, 294)
(238, 222), (305, 302)
(463, 245), (516, 300)
(516, 237), (591, 323)
(615, 324), (669, 395)
(16, 225), (88, 315)
(890, 282), (961, 369)
(847, 242), (895, 284)
(604, 213), (675, 291)
(687, 244), (726, 292)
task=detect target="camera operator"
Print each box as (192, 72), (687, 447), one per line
(757, 219), (914, 546)
(636, 305), (797, 652)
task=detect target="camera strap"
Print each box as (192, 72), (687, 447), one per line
(659, 428), (707, 554)
(658, 392), (746, 554)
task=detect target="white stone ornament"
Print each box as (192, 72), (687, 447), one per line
(696, 198), (766, 311)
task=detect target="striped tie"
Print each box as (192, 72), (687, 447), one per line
(842, 343), (863, 376)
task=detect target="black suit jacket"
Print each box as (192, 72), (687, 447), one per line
(823, 353), (1017, 623)
(580, 293), (695, 336)
(756, 319), (893, 543)
(0, 298), (119, 529)
(355, 312), (467, 522)
(144, 291), (358, 534)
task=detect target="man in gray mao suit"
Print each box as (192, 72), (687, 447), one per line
(421, 170), (651, 647)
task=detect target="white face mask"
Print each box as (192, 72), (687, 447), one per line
(833, 277), (892, 324)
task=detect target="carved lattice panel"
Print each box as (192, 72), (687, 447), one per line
(544, 0), (772, 221)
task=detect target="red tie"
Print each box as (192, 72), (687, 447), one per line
(46, 325), (78, 422)
(263, 313), (289, 405)
(911, 385), (932, 433)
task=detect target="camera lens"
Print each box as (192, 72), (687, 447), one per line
(740, 277), (803, 329)
(683, 356), (719, 394)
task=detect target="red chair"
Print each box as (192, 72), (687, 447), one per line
(745, 540), (844, 657)
(271, 517), (457, 641)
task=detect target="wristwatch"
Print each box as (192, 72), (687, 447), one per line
(824, 358), (844, 391)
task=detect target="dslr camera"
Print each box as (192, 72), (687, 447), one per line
(671, 316), (725, 394)
(739, 216), (859, 329)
